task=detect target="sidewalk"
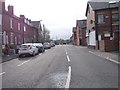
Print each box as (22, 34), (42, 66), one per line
(2, 54), (18, 63)
(88, 49), (119, 64)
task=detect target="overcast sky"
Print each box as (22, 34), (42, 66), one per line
(5, 0), (89, 40)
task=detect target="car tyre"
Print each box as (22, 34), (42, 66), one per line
(19, 55), (22, 58)
(32, 51), (35, 56)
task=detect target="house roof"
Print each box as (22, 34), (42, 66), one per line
(30, 21), (41, 28)
(72, 27), (76, 32)
(85, 0), (120, 16)
(76, 20), (86, 29)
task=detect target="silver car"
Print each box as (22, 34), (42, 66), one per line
(18, 43), (38, 57)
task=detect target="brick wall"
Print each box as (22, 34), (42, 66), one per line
(95, 7), (119, 52)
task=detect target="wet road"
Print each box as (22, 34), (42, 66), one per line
(2, 45), (118, 88)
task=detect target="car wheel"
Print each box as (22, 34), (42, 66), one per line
(19, 55), (22, 58)
(32, 51), (35, 56)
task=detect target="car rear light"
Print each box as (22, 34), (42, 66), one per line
(28, 45), (32, 49)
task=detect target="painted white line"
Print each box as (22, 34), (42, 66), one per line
(67, 55), (70, 62)
(65, 66), (71, 88)
(64, 47), (67, 52)
(89, 51), (119, 64)
(0, 72), (5, 76)
(66, 52), (68, 55)
(17, 60), (30, 67)
(105, 57), (120, 64)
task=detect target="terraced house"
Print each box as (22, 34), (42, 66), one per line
(86, 0), (119, 52)
(2, 1), (42, 54)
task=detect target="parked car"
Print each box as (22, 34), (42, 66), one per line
(18, 43), (38, 57)
(50, 42), (55, 47)
(43, 42), (51, 49)
(33, 43), (45, 53)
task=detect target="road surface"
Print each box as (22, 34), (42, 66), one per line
(1, 45), (118, 88)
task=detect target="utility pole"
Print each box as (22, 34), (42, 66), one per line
(118, 1), (120, 58)
(43, 24), (45, 43)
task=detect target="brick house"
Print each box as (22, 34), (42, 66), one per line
(86, 1), (119, 52)
(2, 1), (39, 54)
(76, 20), (87, 46)
(31, 21), (43, 43)
(72, 27), (77, 45)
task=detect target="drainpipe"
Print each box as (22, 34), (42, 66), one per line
(0, 1), (2, 63)
(118, 1), (120, 58)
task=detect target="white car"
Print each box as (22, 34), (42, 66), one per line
(33, 43), (45, 53)
(18, 43), (38, 57)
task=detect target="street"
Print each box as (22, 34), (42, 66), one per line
(2, 45), (118, 88)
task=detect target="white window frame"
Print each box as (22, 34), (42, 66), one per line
(10, 18), (13, 29)
(24, 26), (26, 31)
(18, 23), (20, 31)
(10, 32), (14, 44)
(18, 35), (21, 44)
(15, 36), (17, 44)
(0, 14), (2, 25)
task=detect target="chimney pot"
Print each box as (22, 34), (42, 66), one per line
(8, 5), (14, 15)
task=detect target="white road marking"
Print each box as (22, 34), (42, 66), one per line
(105, 57), (120, 64)
(0, 72), (5, 76)
(66, 52), (68, 55)
(64, 47), (67, 52)
(17, 60), (31, 67)
(89, 51), (119, 64)
(67, 55), (70, 62)
(65, 66), (72, 88)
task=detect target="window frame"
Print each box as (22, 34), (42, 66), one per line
(97, 14), (104, 24)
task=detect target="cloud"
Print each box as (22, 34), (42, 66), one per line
(5, 0), (88, 39)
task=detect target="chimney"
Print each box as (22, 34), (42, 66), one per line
(8, 5), (14, 15)
(20, 15), (25, 22)
(2, 1), (5, 11)
(20, 15), (25, 18)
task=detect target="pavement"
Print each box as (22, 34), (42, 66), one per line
(88, 48), (119, 64)
(2, 54), (18, 63)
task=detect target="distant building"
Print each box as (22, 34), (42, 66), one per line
(31, 21), (43, 43)
(76, 20), (87, 46)
(86, 1), (119, 51)
(72, 27), (77, 45)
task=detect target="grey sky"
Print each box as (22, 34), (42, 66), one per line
(5, 0), (89, 40)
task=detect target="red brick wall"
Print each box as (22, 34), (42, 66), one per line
(2, 2), (38, 50)
(95, 8), (119, 52)
(81, 28), (87, 46)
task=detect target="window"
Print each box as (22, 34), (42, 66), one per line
(10, 18), (13, 29)
(24, 26), (26, 31)
(90, 20), (93, 24)
(18, 35), (21, 44)
(98, 14), (104, 24)
(0, 14), (2, 25)
(15, 36), (17, 44)
(10, 32), (14, 44)
(24, 19), (27, 23)
(18, 23), (20, 31)
(112, 13), (119, 25)
(112, 13), (118, 21)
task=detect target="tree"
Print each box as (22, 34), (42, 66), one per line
(42, 24), (51, 43)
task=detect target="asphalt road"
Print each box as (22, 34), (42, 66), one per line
(1, 45), (118, 88)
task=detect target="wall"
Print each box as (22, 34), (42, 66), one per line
(89, 31), (96, 46)
(86, 4), (96, 47)
(95, 7), (119, 51)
